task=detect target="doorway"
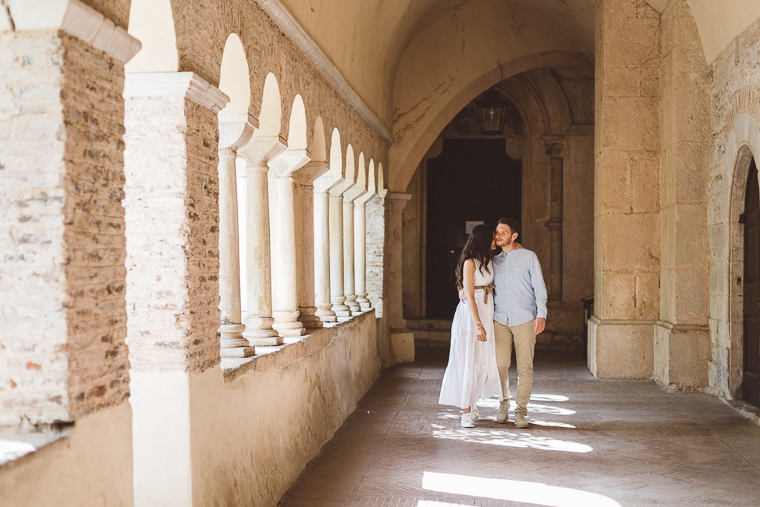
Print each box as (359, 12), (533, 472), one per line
(425, 138), (521, 319)
(743, 157), (760, 407)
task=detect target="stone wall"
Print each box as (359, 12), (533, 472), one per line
(708, 16), (760, 397)
(0, 32), (129, 426)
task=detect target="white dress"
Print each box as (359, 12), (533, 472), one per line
(439, 260), (503, 409)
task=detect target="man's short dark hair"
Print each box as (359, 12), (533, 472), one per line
(498, 217), (520, 237)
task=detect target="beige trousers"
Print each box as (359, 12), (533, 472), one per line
(494, 319), (536, 416)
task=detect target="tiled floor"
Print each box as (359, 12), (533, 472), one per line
(279, 350), (760, 506)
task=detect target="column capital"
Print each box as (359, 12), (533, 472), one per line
(219, 114), (258, 151)
(270, 149), (311, 178)
(238, 136), (288, 166)
(294, 161), (330, 187)
(542, 135), (565, 158)
(124, 72), (230, 113)
(5, 0), (141, 63)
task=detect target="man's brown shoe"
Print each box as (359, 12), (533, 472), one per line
(515, 412), (529, 428)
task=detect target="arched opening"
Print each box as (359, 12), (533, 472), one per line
(403, 68), (594, 354)
(421, 92), (524, 318)
(743, 156), (760, 407)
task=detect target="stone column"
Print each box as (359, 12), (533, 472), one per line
(294, 161), (330, 329)
(355, 170), (378, 310)
(238, 138), (287, 345)
(343, 178), (367, 314)
(269, 150), (311, 337)
(543, 137), (564, 301)
(218, 118), (257, 357)
(329, 179), (357, 321)
(314, 172), (340, 323)
(590, 0), (661, 379)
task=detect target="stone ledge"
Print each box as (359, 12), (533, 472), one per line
(0, 428), (69, 470)
(221, 310), (376, 382)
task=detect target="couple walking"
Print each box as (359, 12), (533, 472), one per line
(439, 218), (547, 429)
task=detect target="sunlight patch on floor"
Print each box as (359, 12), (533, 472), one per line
(432, 429), (592, 453)
(421, 471), (622, 507)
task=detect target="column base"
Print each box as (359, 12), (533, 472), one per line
(298, 306), (324, 330)
(588, 316), (654, 379)
(273, 310), (307, 337)
(219, 323), (247, 348)
(331, 298), (351, 319)
(220, 346), (256, 358)
(316, 304), (337, 323)
(345, 295), (361, 313)
(243, 316), (283, 345)
(356, 293), (371, 310)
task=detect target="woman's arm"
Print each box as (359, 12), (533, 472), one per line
(462, 260), (487, 342)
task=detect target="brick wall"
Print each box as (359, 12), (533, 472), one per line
(124, 96), (221, 373)
(0, 33), (129, 426)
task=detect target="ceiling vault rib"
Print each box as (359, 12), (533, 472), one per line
(256, 0), (395, 145)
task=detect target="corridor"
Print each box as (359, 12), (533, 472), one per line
(281, 352), (760, 506)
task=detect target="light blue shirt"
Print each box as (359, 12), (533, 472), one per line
(493, 248), (548, 327)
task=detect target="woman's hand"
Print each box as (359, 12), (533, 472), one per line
(476, 322), (487, 341)
(514, 242), (523, 249)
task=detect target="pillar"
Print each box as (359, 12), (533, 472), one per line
(343, 181), (367, 313)
(217, 117), (256, 357)
(355, 173), (378, 310)
(655, 0), (711, 390)
(0, 0), (139, 429)
(329, 180), (356, 321)
(294, 161), (331, 329)
(238, 138), (287, 345)
(590, 0), (660, 379)
(269, 150), (310, 337)
(314, 172), (339, 323)
(388, 193), (414, 363)
(544, 137), (564, 301)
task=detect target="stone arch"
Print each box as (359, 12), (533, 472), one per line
(219, 34), (251, 118)
(356, 153), (367, 191)
(391, 51), (590, 192)
(329, 128), (344, 178)
(125, 0), (178, 72)
(288, 95), (308, 151)
(727, 113), (760, 398)
(312, 117), (327, 163)
(255, 73), (282, 138)
(377, 163), (385, 192)
(345, 144), (356, 185)
(367, 159), (377, 194)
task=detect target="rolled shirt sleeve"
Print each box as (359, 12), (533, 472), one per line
(530, 252), (548, 320)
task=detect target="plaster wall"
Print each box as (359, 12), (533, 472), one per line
(131, 311), (380, 507)
(707, 17), (760, 398)
(0, 403), (133, 507)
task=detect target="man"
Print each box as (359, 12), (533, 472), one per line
(492, 217), (547, 428)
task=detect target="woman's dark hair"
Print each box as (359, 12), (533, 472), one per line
(455, 224), (494, 290)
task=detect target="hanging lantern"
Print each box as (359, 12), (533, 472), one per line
(475, 90), (507, 136)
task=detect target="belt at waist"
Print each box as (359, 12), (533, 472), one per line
(474, 284), (495, 304)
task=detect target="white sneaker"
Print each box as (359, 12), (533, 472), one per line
(461, 412), (475, 428)
(472, 405), (480, 419)
(497, 400), (509, 424)
(515, 412), (529, 428)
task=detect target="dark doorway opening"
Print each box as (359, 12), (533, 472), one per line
(425, 138), (521, 319)
(743, 157), (760, 407)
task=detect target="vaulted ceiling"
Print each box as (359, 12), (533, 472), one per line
(278, 0), (760, 128)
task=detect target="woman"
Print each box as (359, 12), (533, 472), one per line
(439, 224), (503, 428)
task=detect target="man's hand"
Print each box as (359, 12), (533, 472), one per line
(534, 317), (545, 335)
(459, 289), (467, 302)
